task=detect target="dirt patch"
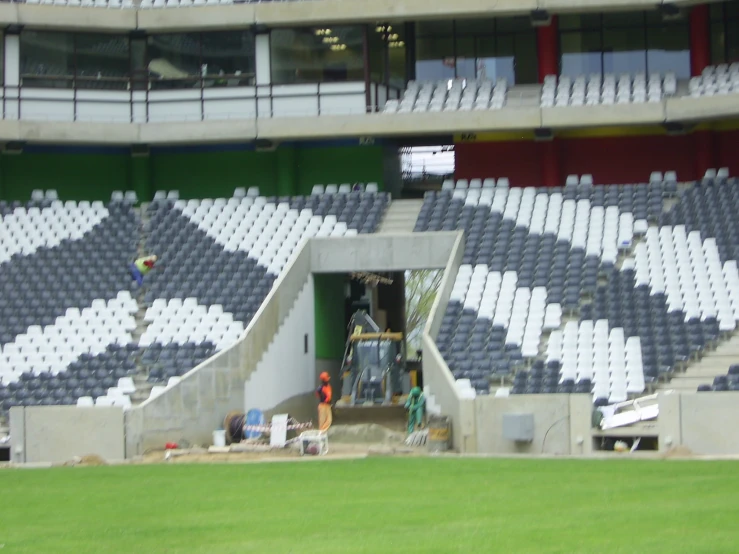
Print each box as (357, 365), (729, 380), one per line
(137, 442), (372, 465)
(64, 454), (108, 467)
(661, 445), (694, 459)
(327, 424), (406, 445)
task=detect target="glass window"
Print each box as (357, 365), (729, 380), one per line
(413, 18), (537, 84)
(368, 23), (406, 88)
(200, 31), (255, 87)
(415, 37), (455, 81)
(647, 21), (690, 78)
(476, 36), (514, 83)
(75, 34), (130, 90)
(559, 14), (601, 31)
(455, 36), (476, 79)
(560, 31), (602, 77)
(603, 12), (645, 28)
(147, 33), (201, 90)
(709, 3), (739, 64)
(513, 32), (537, 84)
(388, 26), (406, 90)
(603, 28), (646, 74)
(416, 21), (453, 37)
(729, 20), (739, 63)
(559, 11), (690, 77)
(20, 31), (75, 88)
(270, 27), (364, 85)
(369, 25), (387, 84)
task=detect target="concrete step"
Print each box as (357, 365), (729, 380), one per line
(659, 329), (739, 392)
(377, 200), (424, 234)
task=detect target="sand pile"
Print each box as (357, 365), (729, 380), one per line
(327, 424), (406, 445)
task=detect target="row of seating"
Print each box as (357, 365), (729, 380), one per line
(689, 64), (739, 98)
(384, 79), (508, 114)
(426, 173), (738, 401)
(542, 73), (677, 107)
(0, 185), (389, 414)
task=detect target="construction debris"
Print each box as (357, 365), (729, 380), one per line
(405, 429), (428, 448)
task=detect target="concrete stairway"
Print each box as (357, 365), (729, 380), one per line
(130, 203), (155, 406)
(660, 333), (739, 392)
(377, 199), (423, 234)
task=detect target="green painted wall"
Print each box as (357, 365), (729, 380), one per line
(0, 153), (130, 202)
(0, 143), (387, 202)
(295, 145), (384, 190)
(149, 149), (279, 199)
(314, 273), (347, 360)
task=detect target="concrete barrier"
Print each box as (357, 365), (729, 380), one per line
(9, 406), (125, 464)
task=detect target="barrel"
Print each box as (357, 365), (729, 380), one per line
(427, 415), (451, 453)
(212, 430), (226, 448)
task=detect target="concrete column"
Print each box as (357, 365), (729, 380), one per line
(255, 33), (271, 86)
(276, 144), (296, 196)
(540, 139), (560, 187)
(4, 33), (20, 120)
(689, 5), (710, 77)
(694, 130), (715, 180)
(536, 16), (559, 83)
(130, 155), (152, 202)
(4, 33), (19, 87)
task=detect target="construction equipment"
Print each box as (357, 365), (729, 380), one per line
(338, 311), (409, 406)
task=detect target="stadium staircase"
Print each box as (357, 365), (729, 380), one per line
(377, 199), (423, 233)
(659, 335), (739, 393)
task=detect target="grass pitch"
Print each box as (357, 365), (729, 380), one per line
(1, 457), (738, 553)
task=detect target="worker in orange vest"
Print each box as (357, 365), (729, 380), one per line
(315, 372), (333, 432)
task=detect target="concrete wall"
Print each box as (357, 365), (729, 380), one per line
(474, 394), (592, 455)
(421, 232), (475, 452)
(244, 278), (315, 414)
(9, 406), (125, 464)
(311, 232), (460, 273)
(125, 237), (313, 455)
(658, 392), (739, 456)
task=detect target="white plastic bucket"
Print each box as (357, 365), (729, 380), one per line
(212, 430), (226, 448)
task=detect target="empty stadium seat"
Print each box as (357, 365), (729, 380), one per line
(419, 173), (739, 402)
(384, 78), (508, 114)
(541, 72), (674, 107)
(689, 64), (739, 98)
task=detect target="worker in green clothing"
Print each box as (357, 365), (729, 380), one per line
(404, 386), (426, 435)
(129, 255), (157, 288)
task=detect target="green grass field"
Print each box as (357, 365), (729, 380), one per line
(1, 458), (738, 554)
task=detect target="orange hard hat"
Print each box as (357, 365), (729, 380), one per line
(319, 372), (330, 382)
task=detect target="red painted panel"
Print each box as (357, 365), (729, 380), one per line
(455, 141), (541, 186)
(690, 5), (711, 77)
(559, 135), (697, 184)
(537, 17), (559, 84)
(715, 130), (739, 176)
(455, 134), (702, 186)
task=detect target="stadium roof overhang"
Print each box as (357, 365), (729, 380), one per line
(0, 0), (720, 33)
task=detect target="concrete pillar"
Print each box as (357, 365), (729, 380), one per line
(540, 139), (560, 187)
(276, 144), (296, 196)
(255, 33), (271, 86)
(4, 33), (20, 120)
(689, 5), (710, 77)
(130, 155), (152, 202)
(694, 130), (715, 180)
(536, 16), (559, 83)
